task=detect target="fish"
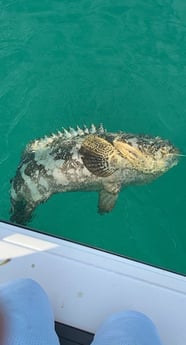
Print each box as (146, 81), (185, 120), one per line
(10, 124), (179, 225)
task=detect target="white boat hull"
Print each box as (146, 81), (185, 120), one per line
(0, 221), (185, 344)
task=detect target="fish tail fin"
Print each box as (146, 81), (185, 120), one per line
(10, 197), (35, 226)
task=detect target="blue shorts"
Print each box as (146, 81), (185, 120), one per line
(0, 278), (60, 345)
(91, 310), (163, 345)
(0, 278), (163, 345)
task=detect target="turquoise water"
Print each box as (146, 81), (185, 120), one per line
(0, 0), (186, 274)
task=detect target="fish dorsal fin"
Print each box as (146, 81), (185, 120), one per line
(80, 135), (120, 177)
(61, 124), (106, 139)
(27, 124), (106, 153)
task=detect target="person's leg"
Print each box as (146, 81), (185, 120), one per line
(91, 310), (164, 345)
(0, 278), (60, 345)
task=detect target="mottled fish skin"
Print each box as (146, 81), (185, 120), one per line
(10, 124), (179, 225)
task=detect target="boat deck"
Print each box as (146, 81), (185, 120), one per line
(1, 221), (186, 345)
(55, 322), (94, 345)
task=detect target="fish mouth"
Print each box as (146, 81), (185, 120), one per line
(165, 148), (181, 169)
(168, 145), (180, 155)
(168, 144), (182, 158)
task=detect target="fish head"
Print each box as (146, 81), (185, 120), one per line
(113, 134), (180, 176)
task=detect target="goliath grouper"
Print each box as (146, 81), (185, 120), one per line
(10, 124), (179, 225)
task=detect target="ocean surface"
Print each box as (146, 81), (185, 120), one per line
(0, 0), (186, 274)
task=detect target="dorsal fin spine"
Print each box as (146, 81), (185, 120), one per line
(62, 128), (71, 138)
(55, 124), (106, 139)
(90, 124), (96, 134)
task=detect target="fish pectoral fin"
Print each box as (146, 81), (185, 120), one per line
(98, 189), (119, 214)
(80, 135), (118, 177)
